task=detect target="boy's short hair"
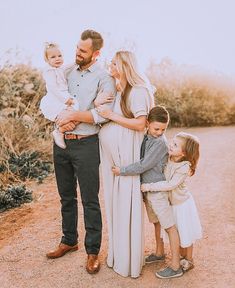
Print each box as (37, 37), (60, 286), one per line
(147, 105), (169, 124)
(81, 29), (103, 51)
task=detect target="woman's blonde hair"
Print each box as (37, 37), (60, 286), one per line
(175, 132), (200, 176)
(44, 42), (60, 62)
(114, 51), (154, 118)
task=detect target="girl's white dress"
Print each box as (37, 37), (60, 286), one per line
(172, 193), (202, 247)
(145, 160), (202, 248)
(40, 64), (79, 121)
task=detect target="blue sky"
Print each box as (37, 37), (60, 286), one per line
(0, 0), (234, 76)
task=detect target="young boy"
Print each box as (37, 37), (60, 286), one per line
(112, 105), (183, 279)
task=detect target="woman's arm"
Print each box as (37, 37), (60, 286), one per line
(98, 109), (146, 131)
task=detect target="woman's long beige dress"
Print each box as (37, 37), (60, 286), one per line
(99, 87), (152, 278)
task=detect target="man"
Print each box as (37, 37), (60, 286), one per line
(43, 30), (116, 274)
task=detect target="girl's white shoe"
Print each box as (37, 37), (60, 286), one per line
(180, 258), (194, 272)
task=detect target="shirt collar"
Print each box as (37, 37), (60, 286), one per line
(76, 60), (99, 72)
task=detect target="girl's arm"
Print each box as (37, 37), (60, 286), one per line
(141, 165), (189, 192)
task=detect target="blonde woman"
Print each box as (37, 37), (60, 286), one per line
(98, 51), (154, 278)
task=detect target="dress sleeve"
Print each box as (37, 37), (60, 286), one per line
(129, 87), (153, 118)
(141, 163), (190, 192)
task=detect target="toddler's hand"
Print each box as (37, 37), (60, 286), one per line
(65, 98), (74, 106)
(112, 166), (120, 176)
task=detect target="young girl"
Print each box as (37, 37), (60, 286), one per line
(141, 132), (202, 273)
(40, 42), (112, 149)
(40, 42), (79, 149)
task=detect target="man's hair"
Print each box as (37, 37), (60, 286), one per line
(147, 105), (169, 124)
(81, 29), (103, 51)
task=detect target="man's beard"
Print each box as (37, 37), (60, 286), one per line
(76, 55), (93, 67)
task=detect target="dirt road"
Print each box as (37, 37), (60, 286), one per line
(0, 126), (235, 288)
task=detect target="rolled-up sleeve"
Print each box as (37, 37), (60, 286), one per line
(91, 73), (116, 124)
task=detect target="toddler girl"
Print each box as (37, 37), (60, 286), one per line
(141, 132), (202, 273)
(40, 42), (78, 149)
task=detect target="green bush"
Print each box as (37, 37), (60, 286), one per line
(0, 185), (33, 212)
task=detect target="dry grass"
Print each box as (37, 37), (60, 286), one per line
(147, 58), (235, 127)
(1, 60), (235, 188)
(0, 63), (53, 187)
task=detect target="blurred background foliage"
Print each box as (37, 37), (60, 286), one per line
(0, 57), (235, 211)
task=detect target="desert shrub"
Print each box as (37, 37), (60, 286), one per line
(147, 58), (235, 127)
(0, 185), (33, 212)
(0, 63), (53, 211)
(8, 151), (52, 183)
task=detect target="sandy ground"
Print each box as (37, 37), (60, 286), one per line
(0, 126), (235, 288)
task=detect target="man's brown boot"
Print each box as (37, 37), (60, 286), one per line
(86, 254), (100, 274)
(46, 243), (78, 259)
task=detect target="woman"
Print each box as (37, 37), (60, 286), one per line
(98, 51), (154, 278)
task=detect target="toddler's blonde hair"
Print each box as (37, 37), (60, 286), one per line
(44, 42), (60, 62)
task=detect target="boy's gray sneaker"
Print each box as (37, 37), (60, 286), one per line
(145, 253), (165, 264)
(156, 267), (183, 279)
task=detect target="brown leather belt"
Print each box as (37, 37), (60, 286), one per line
(64, 134), (97, 140)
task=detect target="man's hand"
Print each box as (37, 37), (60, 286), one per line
(58, 122), (76, 132)
(56, 110), (76, 127)
(112, 166), (120, 176)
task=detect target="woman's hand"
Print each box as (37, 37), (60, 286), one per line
(141, 183), (151, 192)
(94, 91), (115, 107)
(112, 166), (121, 176)
(97, 107), (115, 120)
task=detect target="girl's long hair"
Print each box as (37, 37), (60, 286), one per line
(176, 132), (200, 176)
(115, 51), (154, 118)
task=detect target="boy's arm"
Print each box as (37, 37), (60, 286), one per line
(141, 163), (189, 192)
(119, 141), (167, 176)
